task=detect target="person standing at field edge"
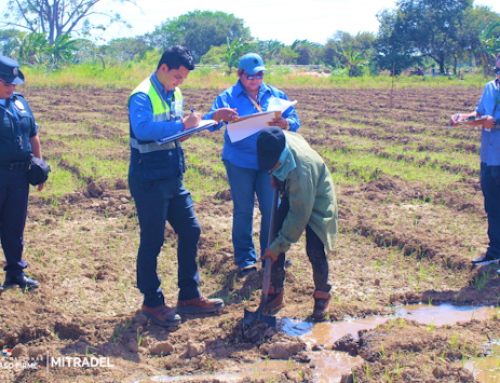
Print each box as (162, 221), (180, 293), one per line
(128, 46), (230, 326)
(449, 53), (500, 269)
(257, 127), (338, 320)
(0, 56), (43, 293)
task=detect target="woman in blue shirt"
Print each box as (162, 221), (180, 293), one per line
(205, 53), (300, 275)
(450, 53), (500, 267)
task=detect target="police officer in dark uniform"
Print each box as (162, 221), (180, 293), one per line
(0, 56), (42, 293)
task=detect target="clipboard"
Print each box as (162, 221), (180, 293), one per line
(451, 118), (496, 129)
(156, 120), (217, 144)
(226, 111), (282, 143)
(231, 110), (277, 123)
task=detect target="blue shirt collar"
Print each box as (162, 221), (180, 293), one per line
(235, 80), (271, 100)
(151, 71), (175, 102)
(271, 142), (296, 181)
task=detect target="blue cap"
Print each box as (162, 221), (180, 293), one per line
(238, 53), (267, 75)
(0, 56), (24, 85)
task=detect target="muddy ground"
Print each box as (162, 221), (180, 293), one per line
(0, 85), (499, 382)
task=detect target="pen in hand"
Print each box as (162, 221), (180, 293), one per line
(448, 111), (460, 129)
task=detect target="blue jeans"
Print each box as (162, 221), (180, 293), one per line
(224, 160), (273, 269)
(129, 174), (201, 307)
(481, 163), (500, 259)
(0, 169), (29, 278)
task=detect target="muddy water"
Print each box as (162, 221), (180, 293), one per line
(137, 304), (498, 383)
(459, 356), (500, 383)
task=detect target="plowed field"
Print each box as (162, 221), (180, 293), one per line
(1, 85), (499, 383)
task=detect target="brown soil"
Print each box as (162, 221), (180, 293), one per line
(0, 85), (497, 383)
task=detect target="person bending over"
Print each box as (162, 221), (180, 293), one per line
(256, 128), (338, 320)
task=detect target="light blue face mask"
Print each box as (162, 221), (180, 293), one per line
(272, 142), (296, 181)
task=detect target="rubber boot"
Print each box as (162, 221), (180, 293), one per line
(312, 290), (330, 320)
(264, 286), (285, 314)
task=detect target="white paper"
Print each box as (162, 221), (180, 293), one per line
(227, 112), (276, 143)
(226, 98), (298, 143)
(267, 97), (297, 113)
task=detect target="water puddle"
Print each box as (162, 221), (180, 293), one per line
(454, 356), (500, 383)
(135, 359), (304, 382)
(134, 304), (498, 383)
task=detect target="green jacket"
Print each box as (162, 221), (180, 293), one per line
(270, 132), (338, 255)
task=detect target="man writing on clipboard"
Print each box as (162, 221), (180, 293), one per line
(127, 46), (226, 327)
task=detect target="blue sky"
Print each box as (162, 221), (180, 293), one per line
(1, 0), (499, 45)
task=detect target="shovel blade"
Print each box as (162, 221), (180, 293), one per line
(243, 308), (276, 328)
(243, 308), (258, 328)
(261, 313), (276, 328)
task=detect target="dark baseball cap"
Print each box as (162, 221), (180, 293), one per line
(257, 127), (286, 171)
(0, 56), (25, 85)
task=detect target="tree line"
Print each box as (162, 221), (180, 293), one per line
(1, 0), (499, 76)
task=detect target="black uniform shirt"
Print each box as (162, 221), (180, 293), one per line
(0, 93), (38, 163)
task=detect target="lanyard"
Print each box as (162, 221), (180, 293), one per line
(246, 94), (262, 113)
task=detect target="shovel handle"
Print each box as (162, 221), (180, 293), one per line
(268, 185), (280, 248)
(258, 186), (280, 312)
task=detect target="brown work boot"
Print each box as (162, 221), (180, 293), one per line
(264, 286), (285, 314)
(312, 290), (330, 320)
(141, 304), (181, 327)
(176, 296), (224, 314)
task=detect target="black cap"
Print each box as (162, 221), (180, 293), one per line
(257, 127), (286, 171)
(0, 56), (25, 85)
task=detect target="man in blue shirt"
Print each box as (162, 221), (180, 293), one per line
(450, 53), (500, 268)
(204, 54), (300, 276)
(128, 46), (224, 327)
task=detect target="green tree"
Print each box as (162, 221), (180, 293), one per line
(276, 46), (299, 64)
(0, 0), (135, 45)
(10, 32), (47, 65)
(323, 31), (376, 68)
(377, 0), (472, 74)
(9, 31), (79, 66)
(258, 40), (284, 62)
(457, 6), (500, 67)
(0, 29), (24, 55)
(224, 37), (256, 73)
(341, 43), (369, 77)
(376, 9), (423, 73)
(103, 37), (151, 61)
(145, 10), (251, 62)
(478, 20), (500, 74)
(200, 45), (226, 65)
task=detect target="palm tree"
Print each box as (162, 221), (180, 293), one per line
(341, 43), (368, 77)
(477, 20), (500, 76)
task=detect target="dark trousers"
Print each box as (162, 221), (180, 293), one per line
(0, 169), (29, 278)
(270, 194), (331, 293)
(129, 174), (201, 307)
(481, 163), (500, 259)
